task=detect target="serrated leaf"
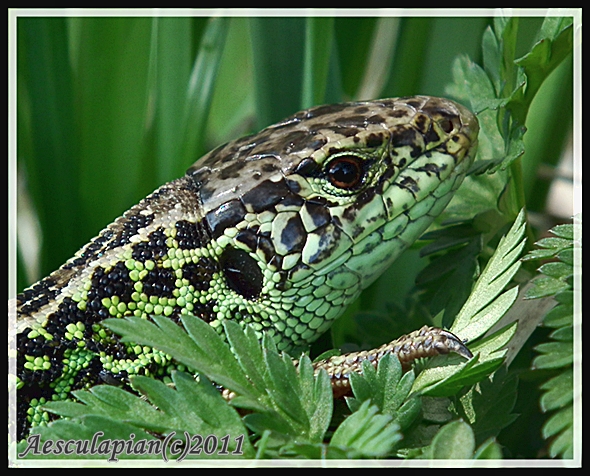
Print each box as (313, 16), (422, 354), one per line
(452, 210), (526, 341)
(539, 370), (573, 411)
(549, 425), (574, 459)
(538, 261), (573, 279)
(223, 320), (267, 392)
(550, 223), (575, 240)
(542, 405), (573, 439)
(533, 341), (573, 369)
(446, 55), (496, 114)
(298, 356), (333, 443)
(346, 353), (420, 432)
(329, 400), (401, 458)
(535, 236), (573, 250)
(543, 304), (573, 328)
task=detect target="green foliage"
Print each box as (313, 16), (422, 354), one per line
(13, 11), (578, 462)
(520, 216), (580, 459)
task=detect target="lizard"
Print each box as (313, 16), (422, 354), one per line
(11, 95), (479, 442)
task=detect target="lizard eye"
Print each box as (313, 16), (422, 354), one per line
(325, 155), (364, 189)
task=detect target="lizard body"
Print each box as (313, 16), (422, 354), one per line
(12, 96), (478, 440)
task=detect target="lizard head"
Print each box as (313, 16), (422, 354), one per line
(189, 96), (479, 350)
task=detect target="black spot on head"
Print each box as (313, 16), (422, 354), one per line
(306, 138), (328, 151)
(294, 157), (318, 177)
(205, 199), (247, 239)
(415, 162), (446, 178)
(313, 123), (361, 138)
(280, 214), (306, 254)
(388, 109), (409, 119)
(257, 235), (275, 263)
(219, 160), (247, 180)
(240, 179), (291, 214)
(334, 114), (366, 127)
(390, 126), (423, 158)
(399, 176), (420, 194)
(235, 229), (258, 251)
(261, 162), (278, 173)
(303, 200), (331, 230)
(219, 247), (263, 300)
(424, 126), (441, 145)
(405, 99), (423, 109)
(413, 114), (429, 134)
(365, 133), (384, 148)
(365, 114), (385, 125)
(282, 130), (311, 153)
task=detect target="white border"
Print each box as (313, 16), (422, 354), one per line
(8, 7), (582, 468)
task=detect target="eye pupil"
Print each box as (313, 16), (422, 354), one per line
(326, 156), (363, 189)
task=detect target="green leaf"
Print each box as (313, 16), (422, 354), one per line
(451, 209), (526, 342)
(37, 370), (255, 459)
(329, 400), (402, 458)
(300, 17), (334, 109)
(474, 438), (504, 459)
(429, 420), (475, 459)
(178, 17), (230, 169)
(19, 416), (160, 460)
(346, 354), (421, 432)
(458, 367), (519, 445)
(539, 370), (573, 411)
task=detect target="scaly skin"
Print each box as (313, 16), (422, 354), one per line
(11, 96), (479, 440)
